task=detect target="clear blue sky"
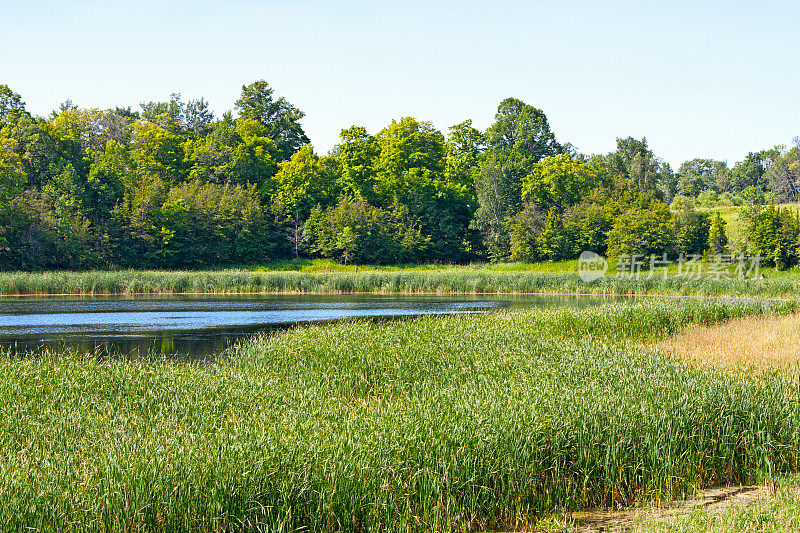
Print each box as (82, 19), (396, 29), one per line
(2, 0), (798, 168)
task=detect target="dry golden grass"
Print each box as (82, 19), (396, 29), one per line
(654, 312), (800, 372)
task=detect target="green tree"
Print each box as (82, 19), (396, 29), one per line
(183, 117), (280, 193)
(475, 160), (517, 260)
(444, 119), (484, 193)
(522, 154), (604, 210)
(6, 114), (61, 188)
(606, 137), (673, 199)
(48, 107), (134, 155)
(150, 181), (276, 267)
(675, 207), (710, 255)
(474, 98), (560, 259)
(537, 208), (570, 260)
(565, 200), (615, 256)
(334, 126), (379, 201)
(273, 145), (336, 256)
(0, 132), (26, 203)
(226, 119), (280, 193)
(373, 118), (445, 198)
(708, 212), (728, 254)
(184, 98), (214, 139)
(3, 190), (94, 269)
(484, 97), (560, 176)
(607, 200), (675, 257)
(139, 94), (213, 139)
(0, 84), (27, 125)
(273, 145), (335, 220)
(752, 204), (798, 268)
(677, 158), (729, 195)
(373, 117), (473, 261)
(235, 80), (309, 161)
(130, 119), (185, 183)
(730, 150), (777, 192)
(764, 141), (800, 202)
(0, 131), (26, 265)
(86, 140), (129, 221)
(140, 93), (185, 132)
(306, 197), (428, 264)
(183, 134), (235, 183)
(152, 196), (191, 267)
(507, 205), (544, 262)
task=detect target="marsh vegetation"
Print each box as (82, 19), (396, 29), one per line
(1, 299), (798, 531)
(0, 267), (798, 298)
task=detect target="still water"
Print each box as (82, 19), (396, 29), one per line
(0, 294), (617, 358)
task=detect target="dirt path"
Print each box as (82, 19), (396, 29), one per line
(562, 485), (769, 532)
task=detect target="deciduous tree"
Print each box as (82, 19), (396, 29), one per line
(235, 80), (309, 161)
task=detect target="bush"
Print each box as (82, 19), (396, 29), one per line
(708, 212), (728, 254)
(507, 204), (544, 262)
(153, 180), (278, 267)
(675, 207), (710, 255)
(607, 201), (675, 257)
(695, 189), (719, 208)
(752, 204), (799, 269)
(306, 197), (429, 264)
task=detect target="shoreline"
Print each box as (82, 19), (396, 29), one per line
(0, 289), (791, 300)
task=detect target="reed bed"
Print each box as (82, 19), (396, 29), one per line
(0, 268), (798, 297)
(0, 300), (798, 531)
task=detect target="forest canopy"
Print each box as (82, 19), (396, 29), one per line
(1, 81), (799, 270)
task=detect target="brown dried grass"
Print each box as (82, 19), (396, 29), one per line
(654, 312), (800, 372)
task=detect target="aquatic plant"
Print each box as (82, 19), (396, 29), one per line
(0, 268), (797, 298)
(0, 299), (797, 530)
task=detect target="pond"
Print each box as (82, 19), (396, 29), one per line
(0, 294), (621, 358)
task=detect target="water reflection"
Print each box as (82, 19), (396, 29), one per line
(0, 294), (619, 359)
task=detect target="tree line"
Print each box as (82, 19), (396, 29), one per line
(1, 81), (799, 270)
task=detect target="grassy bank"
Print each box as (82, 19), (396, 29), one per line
(1, 299), (798, 530)
(1, 267), (800, 297)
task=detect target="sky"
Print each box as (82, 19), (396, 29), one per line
(2, 0), (798, 168)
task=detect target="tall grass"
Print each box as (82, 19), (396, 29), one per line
(0, 268), (798, 297)
(0, 300), (798, 531)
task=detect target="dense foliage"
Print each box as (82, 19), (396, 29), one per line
(2, 82), (799, 269)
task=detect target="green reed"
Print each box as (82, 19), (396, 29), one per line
(0, 300), (798, 531)
(0, 269), (798, 298)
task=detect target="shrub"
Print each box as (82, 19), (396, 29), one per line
(306, 197), (429, 264)
(675, 207), (711, 255)
(606, 201), (675, 257)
